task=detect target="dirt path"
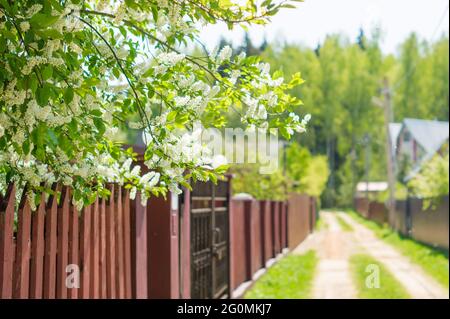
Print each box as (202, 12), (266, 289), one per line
(294, 212), (357, 299)
(339, 213), (449, 299)
(293, 211), (449, 299)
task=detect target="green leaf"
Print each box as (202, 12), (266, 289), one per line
(30, 13), (60, 29)
(93, 117), (106, 135)
(64, 87), (74, 104)
(23, 139), (30, 155)
(42, 65), (53, 81)
(36, 86), (51, 106)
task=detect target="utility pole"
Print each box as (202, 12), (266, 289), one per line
(376, 77), (396, 219)
(363, 133), (371, 200)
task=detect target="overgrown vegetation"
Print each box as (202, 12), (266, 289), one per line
(347, 210), (449, 288)
(244, 251), (318, 299)
(231, 143), (329, 201)
(335, 214), (353, 232)
(350, 254), (410, 299)
(257, 32), (449, 207)
(408, 152), (449, 209)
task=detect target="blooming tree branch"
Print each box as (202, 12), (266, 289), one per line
(0, 0), (309, 210)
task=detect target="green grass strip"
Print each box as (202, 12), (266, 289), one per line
(350, 253), (410, 299)
(244, 251), (318, 299)
(315, 216), (328, 231)
(335, 214), (354, 232)
(346, 210), (449, 288)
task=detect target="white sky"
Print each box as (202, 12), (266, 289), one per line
(198, 0), (449, 54)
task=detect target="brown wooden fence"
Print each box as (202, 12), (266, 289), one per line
(354, 196), (449, 250)
(229, 193), (316, 293)
(0, 183), (135, 299)
(287, 194), (316, 250)
(1, 180), (318, 299)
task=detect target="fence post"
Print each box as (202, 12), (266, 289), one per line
(133, 192), (148, 299)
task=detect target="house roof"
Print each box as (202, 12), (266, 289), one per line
(403, 118), (449, 156)
(356, 182), (388, 192)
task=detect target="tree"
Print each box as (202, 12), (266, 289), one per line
(0, 0), (308, 209)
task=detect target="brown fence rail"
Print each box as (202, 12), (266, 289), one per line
(0, 184), (134, 299)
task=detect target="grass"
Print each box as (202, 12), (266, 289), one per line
(244, 251), (318, 299)
(350, 253), (410, 299)
(335, 214), (354, 232)
(315, 216), (328, 231)
(346, 210), (449, 288)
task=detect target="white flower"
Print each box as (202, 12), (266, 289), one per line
(129, 186), (137, 200)
(140, 191), (148, 206)
(216, 46), (232, 64)
(0, 125), (4, 138)
(20, 21), (30, 32)
(122, 158), (133, 171)
(302, 113), (312, 125)
(140, 171), (160, 187)
(212, 155), (227, 169)
(25, 4), (43, 18)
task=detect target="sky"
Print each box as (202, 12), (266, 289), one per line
(198, 0), (450, 54)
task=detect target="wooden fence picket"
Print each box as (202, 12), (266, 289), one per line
(0, 185), (15, 298)
(13, 194), (32, 298)
(80, 204), (91, 298)
(68, 205), (79, 299)
(100, 196), (107, 298)
(29, 194), (46, 298)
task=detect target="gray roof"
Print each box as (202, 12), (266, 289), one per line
(403, 118), (449, 156)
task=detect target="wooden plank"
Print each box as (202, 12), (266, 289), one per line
(68, 205), (79, 299)
(43, 185), (58, 299)
(90, 197), (100, 298)
(133, 191), (148, 299)
(13, 194), (32, 298)
(116, 185), (125, 298)
(0, 184), (15, 298)
(29, 193), (46, 298)
(99, 197), (107, 298)
(106, 184), (116, 298)
(80, 205), (91, 298)
(122, 188), (132, 298)
(56, 187), (70, 298)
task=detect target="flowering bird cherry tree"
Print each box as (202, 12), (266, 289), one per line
(0, 0), (309, 210)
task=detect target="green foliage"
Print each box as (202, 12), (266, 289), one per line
(0, 0), (306, 208)
(244, 251), (318, 299)
(408, 153), (449, 209)
(350, 254), (410, 299)
(376, 182), (408, 202)
(285, 142), (329, 197)
(394, 34), (449, 120)
(347, 210), (449, 288)
(231, 142), (329, 201)
(230, 163), (287, 200)
(259, 31), (449, 208)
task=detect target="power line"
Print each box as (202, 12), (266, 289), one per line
(392, 4), (449, 92)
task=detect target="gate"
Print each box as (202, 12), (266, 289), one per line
(190, 178), (230, 299)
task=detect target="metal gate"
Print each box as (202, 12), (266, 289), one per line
(190, 179), (230, 299)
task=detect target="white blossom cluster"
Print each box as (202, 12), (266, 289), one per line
(1, 0), (306, 210)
